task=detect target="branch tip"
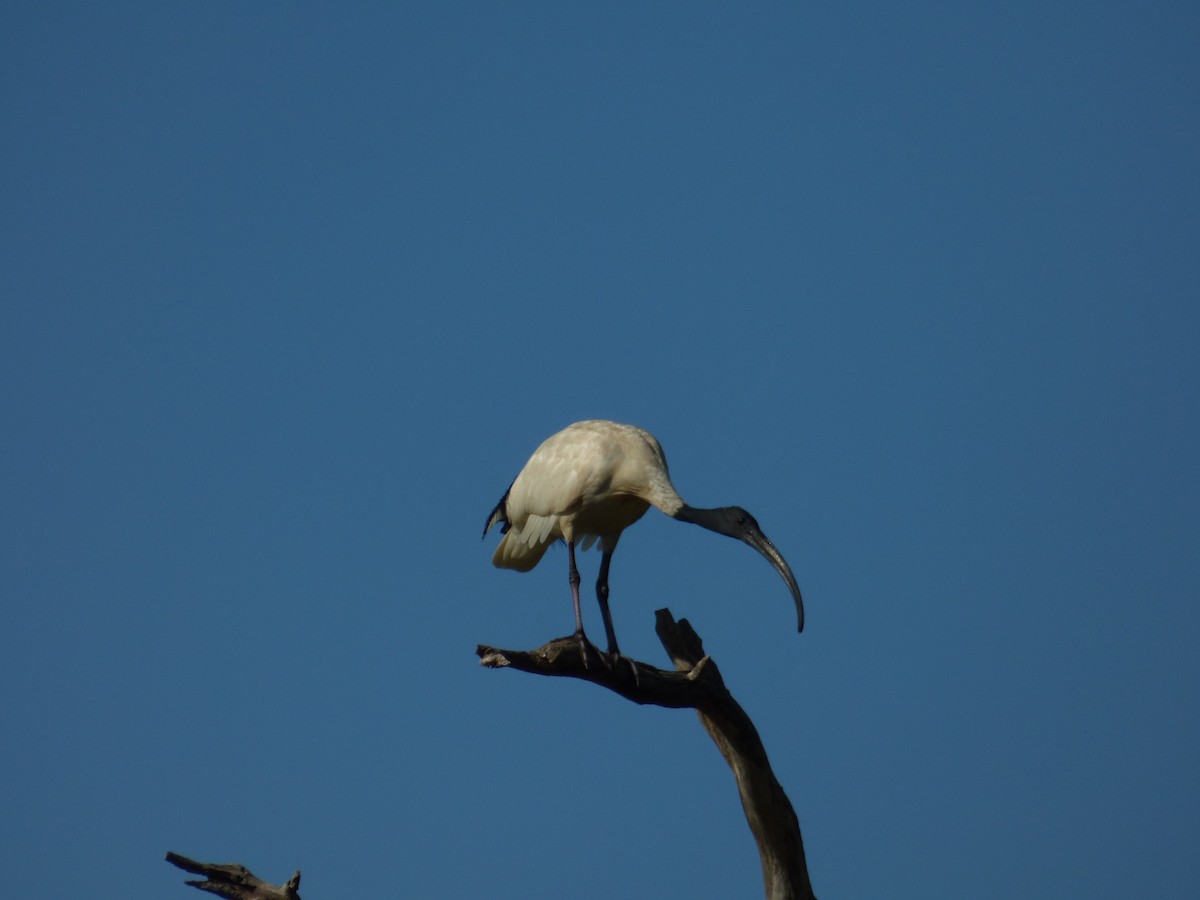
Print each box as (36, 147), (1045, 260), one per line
(686, 656), (712, 680)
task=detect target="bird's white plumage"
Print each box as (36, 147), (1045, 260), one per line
(487, 420), (684, 572)
(485, 419), (806, 639)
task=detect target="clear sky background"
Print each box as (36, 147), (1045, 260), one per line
(2, 3), (1197, 898)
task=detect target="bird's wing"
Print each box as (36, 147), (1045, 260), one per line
(487, 426), (600, 570)
(491, 513), (560, 571)
(488, 421), (662, 570)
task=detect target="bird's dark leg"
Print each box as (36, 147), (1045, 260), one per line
(595, 549), (620, 656)
(567, 540), (591, 666)
(596, 549), (639, 686)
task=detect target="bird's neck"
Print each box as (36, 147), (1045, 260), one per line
(672, 504), (719, 529)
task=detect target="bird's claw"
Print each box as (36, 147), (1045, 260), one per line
(606, 650), (641, 688)
(573, 631), (596, 670)
(570, 633), (638, 687)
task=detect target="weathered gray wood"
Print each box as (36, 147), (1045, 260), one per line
(165, 852), (301, 900)
(653, 610), (816, 900)
(476, 633), (711, 707)
(478, 608), (816, 900)
(167, 611), (814, 900)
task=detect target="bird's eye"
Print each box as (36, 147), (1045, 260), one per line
(737, 516), (746, 526)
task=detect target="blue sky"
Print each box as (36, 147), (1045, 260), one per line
(2, 3), (1197, 898)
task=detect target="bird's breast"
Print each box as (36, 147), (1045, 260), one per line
(563, 492), (651, 543)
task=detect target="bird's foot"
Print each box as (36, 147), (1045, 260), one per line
(606, 649), (641, 688)
(572, 630), (597, 670)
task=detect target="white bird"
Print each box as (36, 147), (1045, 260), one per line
(483, 420), (804, 659)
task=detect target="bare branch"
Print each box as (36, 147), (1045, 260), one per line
(476, 632), (712, 707)
(165, 852), (301, 900)
(478, 608), (816, 900)
(167, 611), (815, 900)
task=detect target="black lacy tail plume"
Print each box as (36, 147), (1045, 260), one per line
(482, 483), (513, 538)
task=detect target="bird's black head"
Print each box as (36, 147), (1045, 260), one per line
(674, 503), (805, 632)
(703, 505), (762, 540)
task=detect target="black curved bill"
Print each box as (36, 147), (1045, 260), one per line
(743, 530), (805, 632)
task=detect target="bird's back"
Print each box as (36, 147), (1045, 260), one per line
(485, 420), (683, 571)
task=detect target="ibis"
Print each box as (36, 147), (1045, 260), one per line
(483, 420), (804, 660)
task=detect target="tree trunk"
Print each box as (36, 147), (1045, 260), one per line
(477, 608), (816, 900)
(167, 608), (817, 900)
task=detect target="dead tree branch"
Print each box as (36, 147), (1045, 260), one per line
(165, 852), (301, 900)
(477, 607), (816, 900)
(166, 612), (813, 900)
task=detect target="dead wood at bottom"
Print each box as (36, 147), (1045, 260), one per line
(478, 608), (816, 900)
(165, 852), (300, 900)
(166, 611), (814, 900)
